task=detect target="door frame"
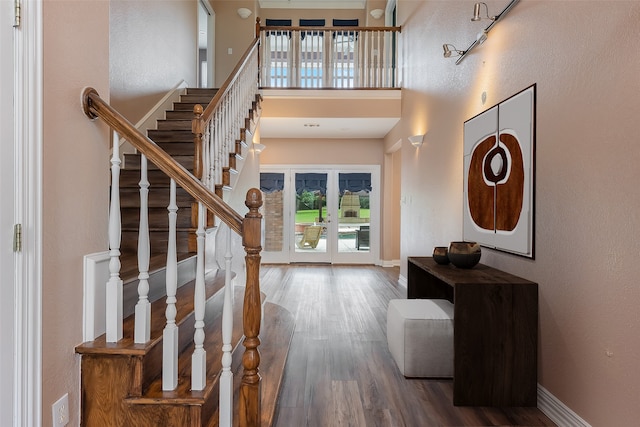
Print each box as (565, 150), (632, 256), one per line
(261, 165), (380, 265)
(1, 1), (44, 426)
(198, 0), (215, 88)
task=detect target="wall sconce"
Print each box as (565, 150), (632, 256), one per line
(237, 8), (252, 19)
(443, 0), (520, 65)
(370, 9), (384, 19)
(443, 44), (465, 58)
(408, 134), (424, 148)
(471, 2), (496, 22)
(252, 142), (265, 153)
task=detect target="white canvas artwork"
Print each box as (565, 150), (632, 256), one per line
(463, 84), (536, 258)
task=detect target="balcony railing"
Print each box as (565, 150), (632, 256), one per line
(257, 19), (401, 89)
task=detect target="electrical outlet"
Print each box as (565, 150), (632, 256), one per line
(52, 393), (69, 427)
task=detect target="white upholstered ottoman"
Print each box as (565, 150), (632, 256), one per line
(386, 299), (454, 378)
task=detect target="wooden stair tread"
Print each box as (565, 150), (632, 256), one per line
(75, 268), (226, 356)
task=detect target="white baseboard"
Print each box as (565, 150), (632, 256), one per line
(538, 384), (591, 427)
(380, 259), (401, 267)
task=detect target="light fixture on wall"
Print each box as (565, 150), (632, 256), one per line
(471, 2), (496, 22)
(443, 0), (520, 65)
(252, 142), (266, 153)
(237, 8), (252, 19)
(370, 9), (384, 19)
(443, 44), (465, 58)
(408, 134), (424, 148)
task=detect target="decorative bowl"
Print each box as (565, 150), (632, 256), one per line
(432, 246), (450, 265)
(448, 241), (481, 269)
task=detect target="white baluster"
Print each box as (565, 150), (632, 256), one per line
(191, 202), (207, 390)
(163, 178), (178, 391)
(106, 131), (123, 343)
(135, 154), (151, 343)
(219, 225), (234, 427)
(208, 119), (216, 191)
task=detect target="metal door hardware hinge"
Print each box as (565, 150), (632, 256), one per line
(14, 224), (22, 252)
(14, 0), (21, 27)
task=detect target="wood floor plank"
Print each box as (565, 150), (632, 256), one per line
(260, 264), (557, 427)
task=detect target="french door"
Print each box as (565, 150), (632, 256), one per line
(260, 166), (379, 264)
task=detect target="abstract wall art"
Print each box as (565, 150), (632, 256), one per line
(463, 84), (536, 258)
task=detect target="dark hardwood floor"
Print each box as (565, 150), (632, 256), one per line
(259, 264), (557, 427)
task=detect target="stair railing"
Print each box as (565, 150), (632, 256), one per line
(190, 36), (262, 427)
(82, 83), (263, 427)
(192, 38), (260, 196)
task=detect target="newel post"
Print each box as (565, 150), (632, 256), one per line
(239, 188), (263, 427)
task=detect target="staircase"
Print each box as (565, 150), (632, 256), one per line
(76, 85), (294, 426)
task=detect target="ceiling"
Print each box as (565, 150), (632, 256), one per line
(259, 89), (401, 140)
(259, 117), (400, 139)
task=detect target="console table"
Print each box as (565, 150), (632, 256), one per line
(407, 257), (538, 407)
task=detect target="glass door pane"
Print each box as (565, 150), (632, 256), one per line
(292, 172), (330, 262)
(337, 173), (371, 254)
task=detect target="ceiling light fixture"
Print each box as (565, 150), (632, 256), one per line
(408, 134), (424, 148)
(443, 0), (520, 65)
(443, 44), (464, 58)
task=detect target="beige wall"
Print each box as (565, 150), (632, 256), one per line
(390, 1), (640, 425)
(260, 137), (384, 166)
(211, 0), (256, 87)
(110, 0), (198, 123)
(43, 0), (110, 425)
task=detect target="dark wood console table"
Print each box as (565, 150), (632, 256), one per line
(408, 257), (538, 407)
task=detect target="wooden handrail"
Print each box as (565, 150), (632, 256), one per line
(201, 38), (260, 123)
(82, 87), (244, 235)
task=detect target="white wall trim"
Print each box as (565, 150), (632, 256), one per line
(380, 259), (400, 267)
(14, 0), (43, 425)
(83, 252), (110, 341)
(538, 384), (591, 427)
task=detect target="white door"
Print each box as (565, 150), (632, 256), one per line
(291, 169), (379, 264)
(0, 0), (16, 424)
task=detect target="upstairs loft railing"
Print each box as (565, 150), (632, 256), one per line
(81, 36), (263, 427)
(257, 18), (401, 89)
